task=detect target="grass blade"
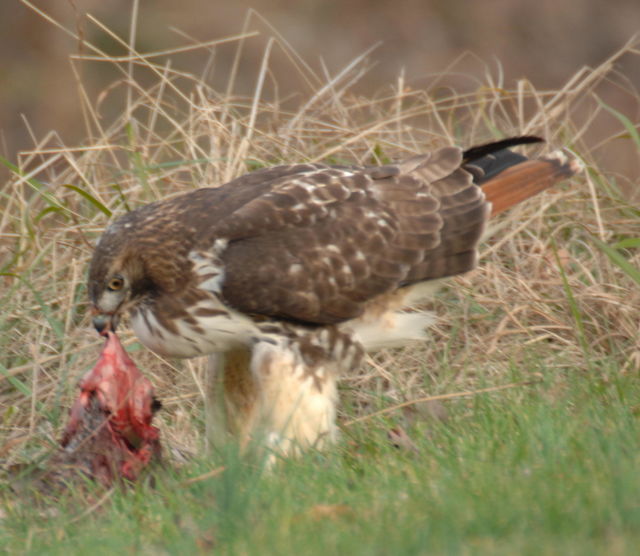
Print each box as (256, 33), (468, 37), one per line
(62, 184), (112, 217)
(591, 235), (640, 287)
(0, 155), (68, 214)
(1, 273), (66, 341)
(551, 240), (591, 365)
(0, 362), (32, 397)
(613, 238), (640, 249)
(597, 97), (640, 148)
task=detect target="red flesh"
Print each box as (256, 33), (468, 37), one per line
(61, 331), (160, 483)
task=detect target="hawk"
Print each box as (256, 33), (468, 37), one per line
(88, 136), (580, 455)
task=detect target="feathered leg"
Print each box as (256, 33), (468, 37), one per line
(249, 337), (339, 456)
(206, 326), (363, 457)
(205, 347), (257, 451)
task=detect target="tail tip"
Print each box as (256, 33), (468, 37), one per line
(546, 149), (584, 176)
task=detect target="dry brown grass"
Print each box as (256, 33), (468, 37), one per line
(1, 11), (639, 467)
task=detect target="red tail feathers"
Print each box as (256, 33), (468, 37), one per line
(481, 150), (582, 215)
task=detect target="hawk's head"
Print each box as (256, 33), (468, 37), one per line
(88, 207), (196, 334)
(89, 224), (150, 333)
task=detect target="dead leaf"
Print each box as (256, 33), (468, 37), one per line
(306, 504), (352, 521)
(387, 426), (419, 452)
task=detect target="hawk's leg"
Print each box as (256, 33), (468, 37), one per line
(249, 339), (337, 456)
(204, 353), (225, 451)
(205, 326), (363, 457)
(249, 326), (363, 456)
(205, 347), (257, 451)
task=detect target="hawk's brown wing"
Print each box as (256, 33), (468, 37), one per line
(216, 146), (487, 324)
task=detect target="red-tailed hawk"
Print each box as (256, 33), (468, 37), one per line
(88, 136), (580, 455)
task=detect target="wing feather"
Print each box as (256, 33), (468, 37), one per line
(218, 146), (487, 324)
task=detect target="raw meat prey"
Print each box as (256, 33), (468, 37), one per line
(60, 331), (161, 484)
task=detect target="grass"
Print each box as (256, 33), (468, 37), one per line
(2, 5), (640, 554)
(3, 364), (640, 554)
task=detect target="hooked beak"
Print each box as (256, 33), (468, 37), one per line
(92, 309), (119, 335)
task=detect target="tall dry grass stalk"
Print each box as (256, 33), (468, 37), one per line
(1, 7), (639, 465)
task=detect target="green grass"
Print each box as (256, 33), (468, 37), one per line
(3, 364), (639, 555)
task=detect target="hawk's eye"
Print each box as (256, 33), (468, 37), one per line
(107, 275), (125, 292)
